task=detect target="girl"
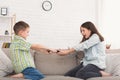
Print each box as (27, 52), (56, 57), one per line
(57, 21), (111, 80)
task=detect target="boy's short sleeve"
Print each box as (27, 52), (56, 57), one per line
(11, 35), (32, 50)
(19, 40), (32, 50)
(11, 40), (32, 51)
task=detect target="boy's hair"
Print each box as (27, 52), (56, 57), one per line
(13, 21), (29, 35)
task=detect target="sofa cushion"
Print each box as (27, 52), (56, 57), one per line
(0, 77), (28, 80)
(34, 51), (78, 75)
(41, 75), (83, 80)
(105, 53), (120, 76)
(87, 76), (120, 80)
(0, 76), (83, 80)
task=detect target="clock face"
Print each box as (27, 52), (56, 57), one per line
(42, 1), (52, 11)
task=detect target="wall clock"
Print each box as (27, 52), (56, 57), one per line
(42, 0), (52, 11)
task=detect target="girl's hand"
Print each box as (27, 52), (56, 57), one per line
(57, 49), (69, 56)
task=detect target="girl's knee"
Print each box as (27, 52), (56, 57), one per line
(75, 71), (85, 79)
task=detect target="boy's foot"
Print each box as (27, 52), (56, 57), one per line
(100, 71), (112, 77)
(10, 73), (24, 78)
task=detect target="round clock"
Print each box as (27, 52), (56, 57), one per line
(42, 1), (52, 11)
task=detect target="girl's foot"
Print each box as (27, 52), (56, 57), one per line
(100, 71), (112, 77)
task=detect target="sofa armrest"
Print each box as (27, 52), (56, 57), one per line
(105, 53), (120, 76)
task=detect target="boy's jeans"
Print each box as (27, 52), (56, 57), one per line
(22, 67), (45, 80)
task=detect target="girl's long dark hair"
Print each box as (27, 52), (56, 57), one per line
(80, 21), (104, 42)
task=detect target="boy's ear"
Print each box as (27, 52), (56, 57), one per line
(18, 30), (23, 35)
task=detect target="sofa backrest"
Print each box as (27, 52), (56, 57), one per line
(34, 51), (83, 75)
(2, 48), (83, 75)
(3, 48), (120, 76)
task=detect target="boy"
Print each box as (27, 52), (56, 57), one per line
(10, 21), (52, 80)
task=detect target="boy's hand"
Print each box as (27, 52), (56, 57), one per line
(39, 49), (50, 54)
(47, 49), (58, 54)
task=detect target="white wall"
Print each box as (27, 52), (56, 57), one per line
(0, 0), (98, 49)
(99, 0), (120, 49)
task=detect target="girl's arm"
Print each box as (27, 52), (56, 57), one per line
(57, 48), (75, 56)
(73, 34), (100, 51)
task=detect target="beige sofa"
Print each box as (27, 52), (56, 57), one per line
(1, 48), (120, 80)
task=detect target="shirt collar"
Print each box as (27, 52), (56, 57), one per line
(14, 35), (26, 41)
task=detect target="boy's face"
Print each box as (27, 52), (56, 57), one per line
(18, 27), (30, 39)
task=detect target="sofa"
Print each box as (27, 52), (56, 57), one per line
(0, 48), (120, 80)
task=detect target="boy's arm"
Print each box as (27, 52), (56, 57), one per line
(31, 44), (56, 54)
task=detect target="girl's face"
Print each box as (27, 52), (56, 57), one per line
(80, 27), (91, 39)
(18, 27), (30, 39)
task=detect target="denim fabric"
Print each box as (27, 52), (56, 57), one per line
(22, 67), (45, 80)
(65, 62), (103, 80)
